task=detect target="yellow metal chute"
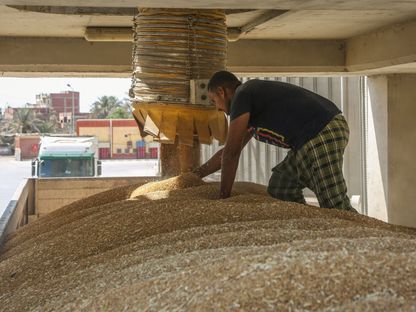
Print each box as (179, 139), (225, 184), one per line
(132, 103), (228, 146)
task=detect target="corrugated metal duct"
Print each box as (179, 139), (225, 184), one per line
(131, 9), (228, 147)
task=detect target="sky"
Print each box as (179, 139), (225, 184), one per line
(0, 77), (131, 113)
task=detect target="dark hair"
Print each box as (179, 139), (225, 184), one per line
(207, 71), (241, 92)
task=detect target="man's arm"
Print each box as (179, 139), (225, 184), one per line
(193, 148), (223, 178)
(193, 119), (252, 180)
(220, 112), (250, 198)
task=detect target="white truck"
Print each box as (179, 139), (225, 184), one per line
(31, 136), (102, 178)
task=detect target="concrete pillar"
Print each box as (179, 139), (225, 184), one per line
(367, 74), (416, 227)
(387, 75), (416, 227)
(366, 76), (388, 221)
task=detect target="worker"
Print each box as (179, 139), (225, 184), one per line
(193, 70), (357, 212)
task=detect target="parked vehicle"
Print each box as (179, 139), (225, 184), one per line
(0, 143), (12, 156)
(31, 136), (101, 178)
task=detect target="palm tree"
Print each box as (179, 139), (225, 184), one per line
(90, 96), (122, 119)
(107, 107), (130, 119)
(106, 97), (133, 119)
(10, 108), (42, 133)
(38, 120), (58, 133)
(121, 97), (133, 116)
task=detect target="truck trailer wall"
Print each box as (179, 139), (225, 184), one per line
(0, 179), (35, 249)
(0, 177), (155, 245)
(34, 177), (154, 217)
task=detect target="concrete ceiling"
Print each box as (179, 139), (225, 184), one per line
(0, 0), (416, 76)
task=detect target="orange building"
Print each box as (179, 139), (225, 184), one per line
(76, 119), (159, 159)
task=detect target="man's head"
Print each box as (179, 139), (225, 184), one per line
(207, 71), (241, 115)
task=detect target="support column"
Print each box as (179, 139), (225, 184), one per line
(367, 74), (416, 227)
(387, 74), (416, 227)
(366, 76), (388, 221)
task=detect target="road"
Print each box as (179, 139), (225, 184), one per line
(0, 156), (159, 217)
(0, 156), (31, 218)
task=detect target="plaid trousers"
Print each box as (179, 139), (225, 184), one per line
(267, 114), (354, 210)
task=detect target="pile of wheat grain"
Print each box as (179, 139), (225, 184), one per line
(0, 174), (415, 311)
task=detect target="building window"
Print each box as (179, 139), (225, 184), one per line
(116, 148), (122, 153)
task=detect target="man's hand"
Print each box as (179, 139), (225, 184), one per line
(220, 112), (251, 198)
(192, 148), (223, 178)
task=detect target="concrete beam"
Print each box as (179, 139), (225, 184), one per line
(0, 37), (132, 77)
(227, 39), (347, 74)
(7, 5), (137, 15)
(7, 5), (255, 16)
(1, 0), (412, 10)
(346, 19), (416, 73)
(228, 10), (289, 40)
(0, 37), (347, 77)
(2, 34), (416, 77)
